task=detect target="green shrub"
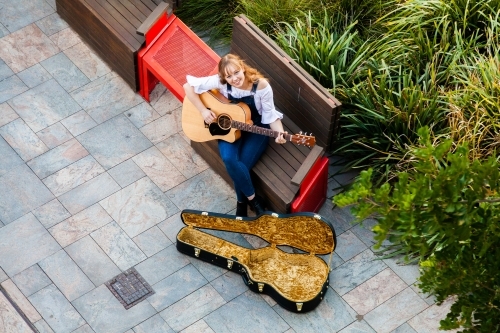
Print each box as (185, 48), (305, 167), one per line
(334, 127), (500, 332)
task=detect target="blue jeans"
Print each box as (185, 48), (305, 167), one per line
(218, 128), (270, 202)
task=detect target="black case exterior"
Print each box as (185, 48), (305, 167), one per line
(176, 210), (337, 313)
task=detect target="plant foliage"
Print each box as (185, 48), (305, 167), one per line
(334, 127), (500, 332)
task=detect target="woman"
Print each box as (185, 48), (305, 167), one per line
(183, 54), (286, 217)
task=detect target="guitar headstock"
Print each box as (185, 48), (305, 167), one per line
(290, 132), (316, 147)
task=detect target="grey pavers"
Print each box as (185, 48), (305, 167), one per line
(48, 203), (112, 247)
(12, 264), (52, 297)
(410, 283), (436, 305)
(38, 250), (95, 301)
(209, 271), (248, 302)
(0, 102), (19, 127)
(351, 218), (379, 248)
(34, 319), (55, 333)
(319, 202), (356, 234)
(90, 221), (146, 271)
(72, 284), (156, 333)
(45, 0), (56, 9)
(382, 257), (421, 286)
(0, 135), (24, 177)
(36, 122), (73, 149)
(147, 264), (208, 312)
(43, 155), (105, 197)
(330, 249), (388, 296)
(60, 110), (97, 136)
(156, 133), (209, 178)
(132, 146), (186, 192)
(407, 297), (455, 333)
(70, 72), (142, 123)
(77, 114), (152, 169)
(63, 42), (110, 81)
(343, 268), (407, 315)
(65, 236), (121, 287)
(57, 172), (120, 214)
(72, 324), (95, 333)
(0, 166), (54, 224)
(338, 320), (376, 333)
(0, 24), (59, 73)
(107, 159), (146, 188)
(9, 79), (82, 132)
(273, 288), (357, 333)
(41, 53), (90, 92)
(166, 169), (235, 212)
(27, 138), (88, 179)
(364, 288), (428, 333)
(0, 58), (14, 81)
(0, 267), (7, 283)
(157, 213), (185, 243)
(336, 230), (368, 261)
(32, 199), (71, 229)
(160, 284), (225, 332)
(124, 102), (160, 128)
(50, 28), (82, 51)
(319, 251), (345, 270)
(0, 117), (48, 161)
(187, 256), (226, 282)
(99, 177), (178, 238)
(140, 110), (182, 144)
(0, 289), (33, 333)
(135, 245), (191, 286)
(150, 89), (182, 116)
(205, 290), (290, 333)
(28, 284), (85, 333)
(180, 320), (215, 333)
(0, 213), (61, 275)
(0, 23), (8, 38)
(0, 75), (28, 103)
(133, 226), (172, 257)
(0, 0), (54, 33)
(17, 64), (52, 88)
(133, 314), (174, 333)
(392, 323), (418, 333)
(1, 278), (42, 322)
(35, 13), (68, 36)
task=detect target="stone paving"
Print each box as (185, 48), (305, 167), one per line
(0, 1), (455, 332)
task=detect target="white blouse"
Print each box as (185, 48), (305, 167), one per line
(186, 74), (283, 125)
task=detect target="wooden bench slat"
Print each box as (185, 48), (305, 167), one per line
(262, 147), (298, 180)
(108, 0), (143, 27)
(138, 0), (157, 11)
(118, 0), (147, 22)
(291, 145), (324, 186)
(281, 115), (317, 156)
(81, 0), (142, 49)
(124, 0), (153, 17)
(137, 2), (171, 36)
(252, 161), (297, 212)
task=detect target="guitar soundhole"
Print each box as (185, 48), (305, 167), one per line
(217, 114), (232, 130)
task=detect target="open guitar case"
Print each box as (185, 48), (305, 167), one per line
(176, 209), (337, 313)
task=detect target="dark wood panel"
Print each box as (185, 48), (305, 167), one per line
(139, 0), (157, 11)
(126, 0), (152, 16)
(89, 0), (143, 44)
(117, 0), (148, 21)
(107, 0), (143, 28)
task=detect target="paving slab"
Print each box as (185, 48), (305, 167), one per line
(35, 12), (68, 37)
(0, 75), (29, 103)
(50, 28), (82, 51)
(36, 122), (73, 149)
(65, 236), (121, 287)
(107, 159), (146, 188)
(0, 289), (33, 333)
(60, 110), (97, 136)
(77, 114), (152, 170)
(72, 284), (156, 333)
(205, 290), (290, 333)
(338, 320), (376, 333)
(16, 64), (52, 89)
(125, 102), (161, 128)
(132, 226), (172, 257)
(63, 42), (110, 80)
(0, 102), (19, 127)
(33, 319), (55, 333)
(0, 58), (14, 81)
(11, 264), (52, 297)
(0, 117), (48, 161)
(1, 279), (42, 323)
(0, 135), (24, 177)
(31, 199), (71, 229)
(180, 320), (215, 333)
(209, 271), (248, 302)
(40, 52), (90, 92)
(38, 250), (95, 301)
(133, 314), (174, 333)
(135, 245), (191, 286)
(0, 213), (60, 276)
(99, 177), (178, 238)
(160, 284), (225, 331)
(70, 72), (142, 123)
(29, 284), (85, 333)
(0, 0), (54, 33)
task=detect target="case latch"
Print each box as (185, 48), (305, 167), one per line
(227, 259), (233, 269)
(194, 248), (200, 257)
(258, 283), (264, 292)
(296, 303), (303, 312)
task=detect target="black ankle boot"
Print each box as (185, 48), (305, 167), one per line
(236, 201), (247, 217)
(248, 195), (266, 215)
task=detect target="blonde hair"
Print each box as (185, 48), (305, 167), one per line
(218, 54), (265, 85)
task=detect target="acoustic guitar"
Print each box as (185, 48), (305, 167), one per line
(182, 90), (316, 147)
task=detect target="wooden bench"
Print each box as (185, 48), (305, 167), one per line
(190, 15), (341, 213)
(56, 0), (178, 91)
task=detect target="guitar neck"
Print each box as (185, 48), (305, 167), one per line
(232, 120), (292, 141)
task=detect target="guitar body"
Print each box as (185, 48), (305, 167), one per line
(182, 90), (253, 143)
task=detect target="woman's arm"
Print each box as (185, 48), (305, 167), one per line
(257, 80), (286, 144)
(183, 82), (216, 124)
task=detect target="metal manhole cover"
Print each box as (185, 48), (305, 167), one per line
(105, 268), (154, 309)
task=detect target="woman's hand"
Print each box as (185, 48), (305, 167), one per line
(275, 132), (287, 144)
(201, 108), (216, 124)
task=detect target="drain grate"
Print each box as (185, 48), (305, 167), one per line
(105, 268), (154, 309)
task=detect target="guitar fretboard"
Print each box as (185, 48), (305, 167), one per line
(232, 120), (292, 141)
